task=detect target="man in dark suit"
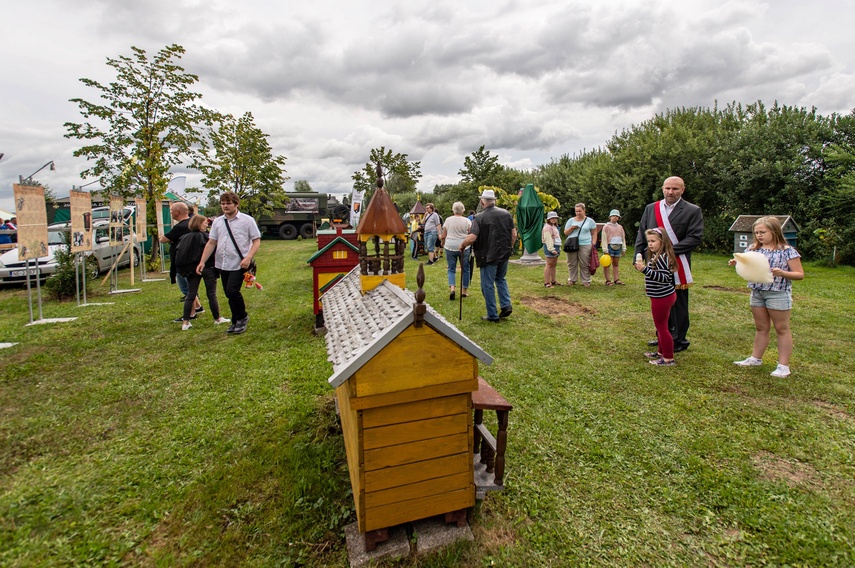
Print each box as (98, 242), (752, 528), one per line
(635, 176), (704, 352)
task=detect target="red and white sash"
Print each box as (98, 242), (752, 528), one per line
(654, 200), (693, 287)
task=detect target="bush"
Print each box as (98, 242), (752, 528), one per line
(44, 236), (90, 301)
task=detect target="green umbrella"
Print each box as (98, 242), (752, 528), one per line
(516, 183), (544, 254)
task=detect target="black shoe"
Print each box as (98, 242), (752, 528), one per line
(648, 339), (659, 347)
(673, 343), (690, 353)
(499, 307), (513, 318)
(231, 316), (249, 335)
(450, 291), (455, 301)
(481, 316), (500, 323)
(226, 323), (236, 333)
(179, 295), (186, 302)
(195, 306), (204, 314)
(173, 315), (197, 322)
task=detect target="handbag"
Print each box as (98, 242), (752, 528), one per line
(224, 217), (257, 275)
(563, 217), (587, 252)
(590, 246), (600, 274)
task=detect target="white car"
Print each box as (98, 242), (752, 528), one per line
(0, 220), (141, 285)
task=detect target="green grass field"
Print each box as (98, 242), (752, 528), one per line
(1, 239), (853, 566)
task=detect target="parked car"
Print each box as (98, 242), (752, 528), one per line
(0, 220), (141, 285)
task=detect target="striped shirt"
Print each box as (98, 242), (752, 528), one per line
(642, 254), (676, 298)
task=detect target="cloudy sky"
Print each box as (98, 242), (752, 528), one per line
(1, 0), (853, 214)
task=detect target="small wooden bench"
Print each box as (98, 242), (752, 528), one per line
(471, 376), (512, 489)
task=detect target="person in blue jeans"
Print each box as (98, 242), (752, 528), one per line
(459, 190), (516, 322)
(440, 201), (471, 301)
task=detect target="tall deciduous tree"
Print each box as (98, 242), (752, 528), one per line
(65, 44), (203, 204)
(458, 145), (501, 186)
(194, 111), (289, 220)
(352, 146), (421, 199)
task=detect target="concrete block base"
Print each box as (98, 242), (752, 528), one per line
(411, 516), (474, 555)
(344, 522), (409, 568)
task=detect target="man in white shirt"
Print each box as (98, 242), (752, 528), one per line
(198, 192), (261, 335)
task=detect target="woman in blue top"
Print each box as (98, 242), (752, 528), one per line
(563, 203), (597, 286)
(728, 216), (803, 378)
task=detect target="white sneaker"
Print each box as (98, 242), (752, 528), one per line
(214, 317), (231, 325)
(734, 356), (762, 367)
(181, 321), (192, 331)
(770, 364), (791, 378)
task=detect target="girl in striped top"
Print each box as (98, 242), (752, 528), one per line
(634, 228), (678, 366)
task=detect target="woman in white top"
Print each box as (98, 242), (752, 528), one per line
(441, 201), (472, 301)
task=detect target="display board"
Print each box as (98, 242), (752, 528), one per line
(70, 190), (93, 253)
(12, 184), (48, 261)
(156, 199), (165, 240)
(134, 197), (147, 243)
(109, 196), (125, 246)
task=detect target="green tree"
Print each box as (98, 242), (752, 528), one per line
(458, 145), (501, 186)
(65, 44), (204, 263)
(352, 146), (421, 199)
(292, 180), (313, 192)
(65, 44), (203, 204)
(195, 111), (289, 220)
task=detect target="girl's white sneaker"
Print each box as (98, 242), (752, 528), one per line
(770, 364), (791, 378)
(214, 317), (231, 325)
(181, 321), (192, 331)
(734, 356), (762, 366)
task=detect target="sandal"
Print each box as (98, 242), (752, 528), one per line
(605, 280), (614, 286)
(644, 351), (662, 359)
(650, 358), (676, 367)
(551, 281), (562, 286)
(614, 280), (625, 285)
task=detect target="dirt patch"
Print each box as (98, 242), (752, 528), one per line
(703, 285), (750, 294)
(813, 400), (850, 421)
(520, 295), (596, 318)
(752, 450), (822, 489)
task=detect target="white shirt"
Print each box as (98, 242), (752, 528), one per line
(208, 212), (261, 271)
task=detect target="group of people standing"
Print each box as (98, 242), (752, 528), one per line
(159, 192), (260, 335)
(536, 175), (803, 376)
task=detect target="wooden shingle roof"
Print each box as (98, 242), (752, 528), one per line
(321, 267), (493, 388)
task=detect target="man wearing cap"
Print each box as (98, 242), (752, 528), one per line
(600, 209), (627, 286)
(635, 176), (704, 352)
(459, 189), (516, 322)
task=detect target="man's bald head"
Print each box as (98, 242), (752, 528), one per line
(170, 202), (189, 220)
(662, 176), (685, 206)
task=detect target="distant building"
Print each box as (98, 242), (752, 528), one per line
(729, 215), (799, 253)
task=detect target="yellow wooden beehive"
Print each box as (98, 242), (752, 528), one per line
(322, 269), (492, 534)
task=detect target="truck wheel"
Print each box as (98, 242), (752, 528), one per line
(299, 223), (315, 239)
(279, 224), (298, 240)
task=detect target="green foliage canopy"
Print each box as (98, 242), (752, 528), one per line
(194, 111), (289, 220)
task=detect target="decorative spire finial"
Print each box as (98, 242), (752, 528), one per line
(414, 263), (426, 327)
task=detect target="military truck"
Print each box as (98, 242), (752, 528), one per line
(257, 192), (350, 240)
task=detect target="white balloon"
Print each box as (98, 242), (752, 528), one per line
(733, 251), (774, 284)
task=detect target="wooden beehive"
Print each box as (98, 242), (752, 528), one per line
(322, 269), (492, 534)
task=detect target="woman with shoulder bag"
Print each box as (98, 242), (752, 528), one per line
(563, 203), (597, 286)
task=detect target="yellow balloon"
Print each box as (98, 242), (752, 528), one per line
(600, 254), (612, 267)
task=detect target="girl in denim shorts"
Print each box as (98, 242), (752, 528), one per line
(729, 216), (804, 377)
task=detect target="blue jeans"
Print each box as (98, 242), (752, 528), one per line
(445, 248), (470, 288)
(424, 231), (438, 252)
(480, 260), (510, 319)
(176, 273), (190, 296)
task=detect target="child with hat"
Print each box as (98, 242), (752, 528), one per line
(600, 209), (626, 285)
